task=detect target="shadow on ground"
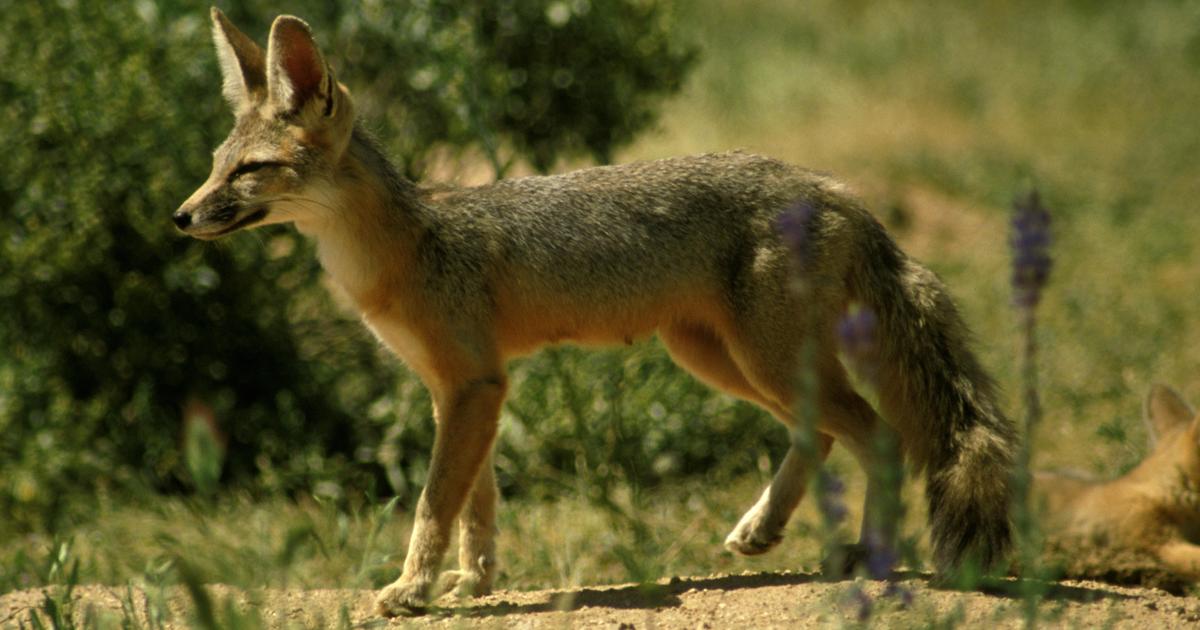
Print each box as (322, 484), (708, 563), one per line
(430, 569), (1135, 620)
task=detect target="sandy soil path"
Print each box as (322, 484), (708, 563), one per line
(4, 571), (1200, 628)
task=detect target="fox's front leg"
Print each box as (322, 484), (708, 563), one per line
(376, 375), (507, 617)
(438, 452), (499, 598)
(1157, 540), (1200, 580)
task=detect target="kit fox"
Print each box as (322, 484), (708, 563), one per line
(1035, 384), (1200, 584)
(175, 9), (1018, 615)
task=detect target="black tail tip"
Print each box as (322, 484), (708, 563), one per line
(932, 521), (1013, 581)
(928, 472), (1014, 579)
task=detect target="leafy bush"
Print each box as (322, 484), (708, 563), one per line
(0, 0), (777, 533)
(325, 0), (698, 176)
(0, 1), (399, 529)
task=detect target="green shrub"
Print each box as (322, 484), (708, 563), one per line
(0, 2), (397, 529)
(0, 1), (762, 533)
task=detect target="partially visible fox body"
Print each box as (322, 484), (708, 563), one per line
(1035, 385), (1200, 584)
(176, 9), (1018, 616)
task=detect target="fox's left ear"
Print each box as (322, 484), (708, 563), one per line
(265, 15), (340, 119)
(1143, 383), (1195, 447)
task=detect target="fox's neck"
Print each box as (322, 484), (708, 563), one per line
(300, 125), (427, 314)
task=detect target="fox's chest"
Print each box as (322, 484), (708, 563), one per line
(363, 313), (437, 384)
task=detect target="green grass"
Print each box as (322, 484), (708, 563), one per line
(0, 458), (876, 595)
(0, 461), (884, 626)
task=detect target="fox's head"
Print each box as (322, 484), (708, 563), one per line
(174, 8), (354, 239)
(1141, 384), (1200, 498)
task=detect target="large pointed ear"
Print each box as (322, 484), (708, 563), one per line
(1143, 383), (1194, 446)
(265, 15), (339, 118)
(211, 7), (266, 108)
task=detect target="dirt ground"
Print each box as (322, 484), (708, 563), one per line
(4, 570), (1200, 629)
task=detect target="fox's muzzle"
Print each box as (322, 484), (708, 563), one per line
(172, 209), (194, 230)
(173, 199), (270, 240)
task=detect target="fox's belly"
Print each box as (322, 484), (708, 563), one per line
(492, 284), (726, 359)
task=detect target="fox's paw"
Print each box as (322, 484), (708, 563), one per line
(438, 569), (493, 599)
(375, 579), (432, 617)
(820, 543), (870, 579)
(723, 515), (783, 556)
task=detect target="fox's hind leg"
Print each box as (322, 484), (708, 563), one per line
(724, 434), (835, 554)
(709, 295), (898, 568)
(811, 363), (902, 575)
(719, 350), (889, 559)
(662, 323), (829, 555)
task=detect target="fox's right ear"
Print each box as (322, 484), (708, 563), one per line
(264, 15), (340, 119)
(211, 7), (266, 108)
(1143, 383), (1194, 446)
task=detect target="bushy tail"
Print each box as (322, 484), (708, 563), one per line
(846, 214), (1019, 572)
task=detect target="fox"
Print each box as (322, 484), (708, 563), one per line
(1034, 384), (1200, 588)
(174, 9), (1018, 616)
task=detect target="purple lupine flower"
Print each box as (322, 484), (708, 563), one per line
(1012, 191), (1052, 584)
(837, 305), (879, 384)
(817, 470), (848, 525)
(1011, 190), (1052, 309)
(776, 200), (819, 268)
(862, 528), (897, 580)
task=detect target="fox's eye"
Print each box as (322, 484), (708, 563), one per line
(229, 161), (285, 181)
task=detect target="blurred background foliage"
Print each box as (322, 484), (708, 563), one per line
(0, 0), (709, 532)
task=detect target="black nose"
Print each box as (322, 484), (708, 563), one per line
(172, 211), (192, 229)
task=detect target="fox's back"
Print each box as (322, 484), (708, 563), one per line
(432, 152), (835, 298)
(418, 151), (848, 354)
